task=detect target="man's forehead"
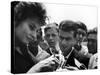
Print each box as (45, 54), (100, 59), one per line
(77, 29), (86, 33)
(45, 28), (58, 34)
(59, 30), (74, 37)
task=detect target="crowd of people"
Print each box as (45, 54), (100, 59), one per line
(11, 1), (98, 74)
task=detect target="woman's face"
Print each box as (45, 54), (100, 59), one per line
(15, 18), (41, 44)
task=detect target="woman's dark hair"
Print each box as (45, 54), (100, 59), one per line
(12, 1), (47, 27)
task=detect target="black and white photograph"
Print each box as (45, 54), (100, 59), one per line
(11, 1), (98, 74)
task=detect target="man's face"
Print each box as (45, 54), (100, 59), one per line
(44, 27), (59, 48)
(87, 33), (97, 54)
(15, 18), (41, 44)
(59, 30), (76, 56)
(76, 29), (87, 43)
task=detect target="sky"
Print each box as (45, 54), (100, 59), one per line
(44, 3), (98, 30)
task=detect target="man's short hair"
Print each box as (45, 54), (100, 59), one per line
(88, 29), (97, 36)
(44, 26), (58, 34)
(59, 20), (78, 37)
(44, 23), (58, 34)
(76, 21), (87, 33)
(12, 1), (47, 27)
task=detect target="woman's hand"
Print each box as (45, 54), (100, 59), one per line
(27, 55), (59, 73)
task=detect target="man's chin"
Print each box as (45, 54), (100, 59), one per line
(49, 43), (55, 47)
(61, 46), (68, 50)
(49, 45), (55, 48)
(61, 47), (71, 52)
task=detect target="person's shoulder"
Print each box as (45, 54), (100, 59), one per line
(90, 53), (98, 63)
(88, 53), (98, 69)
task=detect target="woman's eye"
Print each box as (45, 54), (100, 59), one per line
(60, 36), (64, 40)
(29, 24), (36, 30)
(52, 34), (56, 37)
(65, 38), (71, 41)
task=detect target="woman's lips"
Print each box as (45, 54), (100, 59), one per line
(26, 36), (34, 42)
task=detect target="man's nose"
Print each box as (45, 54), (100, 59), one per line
(79, 34), (83, 38)
(49, 35), (53, 40)
(61, 39), (66, 44)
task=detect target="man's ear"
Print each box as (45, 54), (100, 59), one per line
(44, 36), (46, 40)
(74, 38), (77, 45)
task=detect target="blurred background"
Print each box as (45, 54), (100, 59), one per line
(44, 3), (97, 30)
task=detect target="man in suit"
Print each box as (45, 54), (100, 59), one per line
(59, 20), (90, 69)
